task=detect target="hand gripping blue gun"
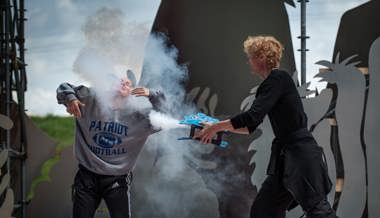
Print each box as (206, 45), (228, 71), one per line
(178, 113), (229, 148)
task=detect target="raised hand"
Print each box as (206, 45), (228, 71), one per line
(67, 99), (85, 118)
(132, 87), (150, 97)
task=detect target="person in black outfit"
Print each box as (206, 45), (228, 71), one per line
(196, 36), (337, 218)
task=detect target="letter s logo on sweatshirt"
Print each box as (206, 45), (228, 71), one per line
(93, 132), (122, 148)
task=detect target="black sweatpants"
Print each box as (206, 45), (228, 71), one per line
(250, 174), (337, 218)
(72, 165), (133, 218)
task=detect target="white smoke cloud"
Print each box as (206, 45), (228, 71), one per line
(149, 111), (188, 131)
(141, 33), (193, 117)
(72, 8), (154, 115)
(131, 32), (220, 218)
(80, 7), (150, 80)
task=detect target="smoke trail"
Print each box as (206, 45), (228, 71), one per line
(132, 31), (221, 218)
(140, 33), (193, 117)
(149, 111), (187, 131)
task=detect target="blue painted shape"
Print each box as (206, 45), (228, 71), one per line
(179, 113), (220, 127)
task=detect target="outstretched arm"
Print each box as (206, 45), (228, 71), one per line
(56, 83), (89, 118)
(194, 120), (249, 144)
(56, 83), (80, 105)
(197, 73), (284, 144)
(132, 87), (166, 112)
(229, 127), (250, 135)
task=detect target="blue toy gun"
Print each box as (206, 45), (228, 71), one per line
(178, 113), (229, 148)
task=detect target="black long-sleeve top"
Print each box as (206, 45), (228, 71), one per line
(230, 69), (308, 139)
(230, 70), (333, 211)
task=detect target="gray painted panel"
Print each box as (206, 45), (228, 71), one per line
(316, 56), (367, 218)
(0, 189), (14, 218)
(249, 118), (273, 191)
(365, 36), (380, 218)
(312, 120), (337, 203)
(0, 114), (13, 130)
(0, 148), (14, 218)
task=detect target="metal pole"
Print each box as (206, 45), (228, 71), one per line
(5, 0), (12, 182)
(17, 1), (28, 216)
(298, 0), (309, 85)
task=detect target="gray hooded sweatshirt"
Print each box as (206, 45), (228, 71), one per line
(56, 83), (165, 175)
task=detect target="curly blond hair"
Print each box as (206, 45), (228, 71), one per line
(243, 36), (284, 70)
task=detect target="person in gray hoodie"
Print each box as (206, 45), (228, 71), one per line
(56, 74), (165, 218)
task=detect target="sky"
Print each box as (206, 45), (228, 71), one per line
(24, 0), (369, 116)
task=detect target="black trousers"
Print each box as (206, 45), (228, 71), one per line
(72, 165), (133, 218)
(250, 174), (337, 218)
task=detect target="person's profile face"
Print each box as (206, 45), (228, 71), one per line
(247, 55), (266, 79)
(248, 56), (260, 75)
